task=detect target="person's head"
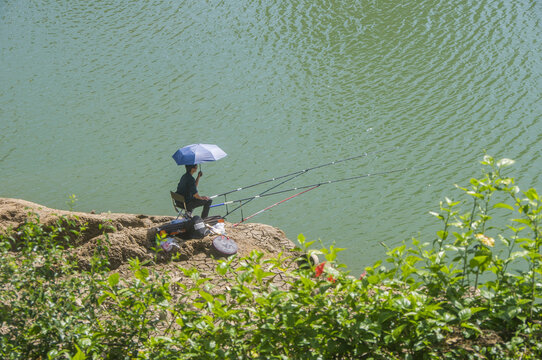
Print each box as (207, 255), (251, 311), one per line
(185, 164), (198, 174)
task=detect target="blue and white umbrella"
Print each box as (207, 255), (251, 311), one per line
(172, 144), (227, 165)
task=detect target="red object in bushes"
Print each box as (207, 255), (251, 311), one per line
(314, 262), (336, 282)
(314, 262), (326, 277)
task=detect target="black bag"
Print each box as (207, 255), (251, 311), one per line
(189, 216), (208, 239)
(156, 218), (191, 237)
(156, 216), (209, 240)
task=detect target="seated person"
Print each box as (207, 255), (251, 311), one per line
(176, 164), (212, 218)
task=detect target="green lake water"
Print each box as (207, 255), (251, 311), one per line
(1, 0), (541, 273)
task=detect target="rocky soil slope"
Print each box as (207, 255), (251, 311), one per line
(0, 198), (302, 291)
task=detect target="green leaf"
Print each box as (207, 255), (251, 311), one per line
(72, 345), (86, 360)
(467, 191), (484, 199)
(216, 262), (229, 276)
(470, 307), (486, 315)
(512, 218), (532, 226)
(199, 290), (214, 303)
(394, 298), (411, 309)
(325, 265), (341, 278)
(525, 188), (539, 201)
(455, 184), (467, 191)
(28, 324), (41, 335)
(78, 338), (92, 348)
(299, 276), (316, 289)
(378, 311), (396, 324)
(392, 324), (407, 340)
(153, 336), (173, 343)
(509, 251), (529, 261)
(470, 256), (489, 268)
(108, 273), (120, 288)
(255, 296), (269, 306)
(458, 308), (472, 321)
(506, 306), (521, 319)
(442, 313), (456, 323)
(135, 268), (149, 282)
(482, 154), (493, 165)
(506, 225), (525, 233)
(98, 291), (117, 304)
(461, 322), (482, 335)
(480, 290), (495, 300)
(493, 203), (514, 211)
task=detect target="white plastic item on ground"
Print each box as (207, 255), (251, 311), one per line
(210, 222), (226, 235)
(212, 235), (238, 255)
(160, 237), (180, 252)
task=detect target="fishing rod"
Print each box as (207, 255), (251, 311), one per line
(223, 171), (306, 218)
(209, 146), (398, 199)
(233, 185), (321, 227)
(212, 163), (435, 209)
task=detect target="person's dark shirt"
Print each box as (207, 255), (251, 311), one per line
(176, 172), (197, 202)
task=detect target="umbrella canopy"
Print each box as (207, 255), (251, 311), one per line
(172, 143), (227, 165)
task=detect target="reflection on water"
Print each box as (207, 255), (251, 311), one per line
(1, 0), (541, 272)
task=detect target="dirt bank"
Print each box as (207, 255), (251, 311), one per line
(0, 198), (302, 290)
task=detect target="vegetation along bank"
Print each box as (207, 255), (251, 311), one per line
(1, 155), (541, 359)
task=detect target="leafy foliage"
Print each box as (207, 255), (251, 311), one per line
(1, 155), (541, 359)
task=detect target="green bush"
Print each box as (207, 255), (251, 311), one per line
(0, 155), (541, 359)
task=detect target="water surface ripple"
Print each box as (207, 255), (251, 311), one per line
(1, 0), (540, 272)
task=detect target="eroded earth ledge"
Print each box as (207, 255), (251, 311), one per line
(0, 198), (301, 291)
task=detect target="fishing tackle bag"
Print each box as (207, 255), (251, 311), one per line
(189, 216), (208, 239)
(155, 215), (210, 240)
(156, 218), (191, 237)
